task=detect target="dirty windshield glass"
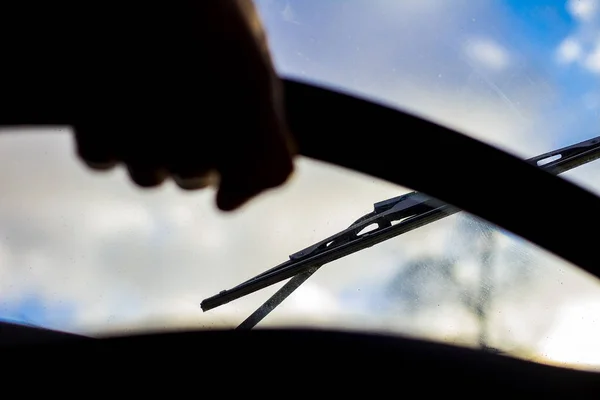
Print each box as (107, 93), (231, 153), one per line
(2, 0), (600, 372)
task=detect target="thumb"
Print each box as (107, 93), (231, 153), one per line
(215, 124), (295, 211)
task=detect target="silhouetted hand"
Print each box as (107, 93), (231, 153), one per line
(1, 1), (295, 211)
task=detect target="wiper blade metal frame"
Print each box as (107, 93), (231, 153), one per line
(201, 134), (600, 315)
(205, 205), (454, 312)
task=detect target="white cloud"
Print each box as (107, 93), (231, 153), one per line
(584, 40), (600, 71)
(557, 2), (600, 74)
(556, 37), (583, 63)
(464, 38), (510, 71)
(0, 132), (408, 333)
(567, 0), (599, 22)
(85, 201), (154, 236)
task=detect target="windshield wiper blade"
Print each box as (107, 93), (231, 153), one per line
(201, 135), (600, 319)
(203, 196), (454, 312)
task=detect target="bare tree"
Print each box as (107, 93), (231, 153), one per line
(382, 214), (538, 352)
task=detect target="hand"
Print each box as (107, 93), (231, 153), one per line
(2, 1), (296, 211)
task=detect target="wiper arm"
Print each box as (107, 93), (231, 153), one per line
(201, 135), (600, 322)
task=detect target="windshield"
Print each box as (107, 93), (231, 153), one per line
(2, 0), (600, 372)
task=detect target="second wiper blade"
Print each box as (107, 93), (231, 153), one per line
(201, 135), (600, 312)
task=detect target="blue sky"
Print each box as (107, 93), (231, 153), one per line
(502, 0), (600, 143)
(0, 294), (74, 330)
(256, 0), (600, 150)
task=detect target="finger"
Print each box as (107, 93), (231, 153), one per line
(216, 78), (295, 212)
(163, 134), (217, 191)
(73, 124), (118, 171)
(126, 164), (168, 188)
(216, 173), (260, 212)
(172, 170), (218, 191)
(119, 133), (169, 188)
(216, 160), (293, 211)
(216, 124), (295, 211)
